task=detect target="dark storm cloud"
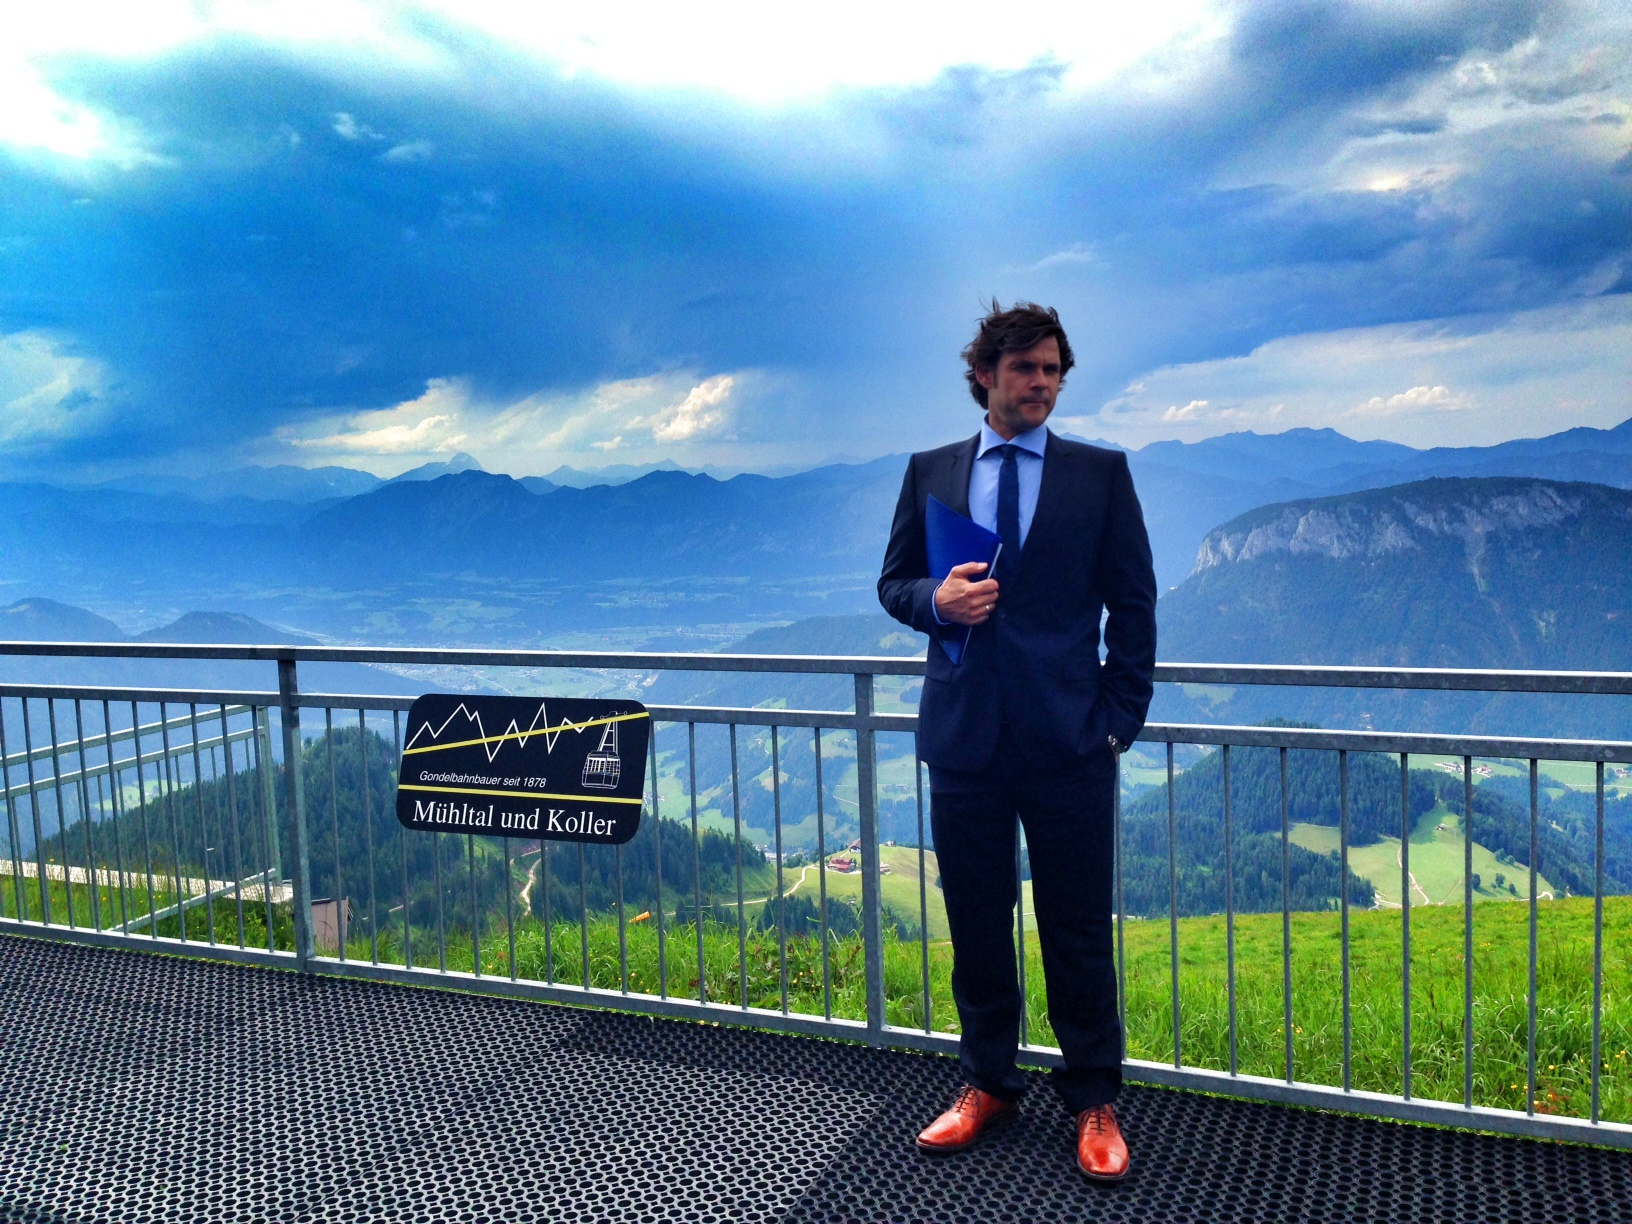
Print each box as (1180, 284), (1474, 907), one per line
(0, 0), (1625, 472)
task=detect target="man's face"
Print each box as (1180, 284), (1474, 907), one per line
(977, 336), (1062, 439)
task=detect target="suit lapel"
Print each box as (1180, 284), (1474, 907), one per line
(941, 435), (979, 517)
(1012, 431), (1070, 582)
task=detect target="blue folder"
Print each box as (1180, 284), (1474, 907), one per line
(925, 494), (1003, 665)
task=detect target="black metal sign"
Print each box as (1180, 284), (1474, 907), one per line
(394, 694), (649, 845)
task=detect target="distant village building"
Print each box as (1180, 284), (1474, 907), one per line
(828, 855), (856, 873)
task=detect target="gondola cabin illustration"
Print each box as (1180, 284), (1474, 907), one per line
(581, 721), (622, 790)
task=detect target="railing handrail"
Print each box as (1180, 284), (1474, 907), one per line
(4, 639), (1632, 694)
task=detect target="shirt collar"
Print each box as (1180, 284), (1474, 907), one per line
(977, 419), (1049, 460)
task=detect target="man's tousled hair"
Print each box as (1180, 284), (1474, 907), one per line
(961, 300), (1075, 409)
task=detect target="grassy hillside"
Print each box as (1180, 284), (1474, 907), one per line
(20, 868), (1625, 1125)
(1291, 804), (1560, 906)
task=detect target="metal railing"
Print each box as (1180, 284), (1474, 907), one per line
(1, 642), (1630, 1149)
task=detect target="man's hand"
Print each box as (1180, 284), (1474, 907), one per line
(935, 562), (1000, 626)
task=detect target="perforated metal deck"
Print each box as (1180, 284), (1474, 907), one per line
(1, 934), (1626, 1223)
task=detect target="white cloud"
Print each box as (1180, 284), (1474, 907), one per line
(1089, 297), (1632, 449)
(630, 375), (734, 443)
(0, 330), (111, 447)
(285, 377), (471, 457)
(273, 369), (754, 475)
(1163, 399), (1208, 422)
(381, 139), (434, 163)
(1, 1), (1224, 112)
(331, 112), (381, 141)
(1348, 385), (1471, 419)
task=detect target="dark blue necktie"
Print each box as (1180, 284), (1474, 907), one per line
(996, 444), (1021, 580)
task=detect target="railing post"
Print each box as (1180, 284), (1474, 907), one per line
(854, 672), (885, 1040)
(277, 656), (315, 969)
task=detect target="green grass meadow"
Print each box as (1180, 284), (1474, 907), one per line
(7, 864), (1629, 1125)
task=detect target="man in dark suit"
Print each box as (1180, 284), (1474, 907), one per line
(877, 302), (1157, 1182)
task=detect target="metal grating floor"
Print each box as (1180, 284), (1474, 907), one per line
(1, 935), (1627, 1223)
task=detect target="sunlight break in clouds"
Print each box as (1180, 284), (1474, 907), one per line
(629, 375), (735, 443)
(287, 378), (472, 458)
(1, 2), (1224, 116)
(0, 331), (111, 448)
(1077, 298), (1632, 450)
(279, 370), (747, 475)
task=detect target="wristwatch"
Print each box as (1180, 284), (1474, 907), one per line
(1107, 734), (1127, 755)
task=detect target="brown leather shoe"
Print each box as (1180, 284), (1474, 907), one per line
(915, 1085), (1018, 1153)
(1075, 1104), (1130, 1182)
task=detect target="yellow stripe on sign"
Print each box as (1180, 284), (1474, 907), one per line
(402, 709), (651, 756)
(398, 783), (643, 806)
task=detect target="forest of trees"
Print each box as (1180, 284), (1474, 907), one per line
(31, 721), (1630, 940)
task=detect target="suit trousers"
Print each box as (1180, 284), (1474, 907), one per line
(929, 725), (1122, 1113)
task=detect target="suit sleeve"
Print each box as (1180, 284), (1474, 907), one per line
(1095, 452), (1158, 746)
(877, 456), (953, 638)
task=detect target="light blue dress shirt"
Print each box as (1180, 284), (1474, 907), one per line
(967, 419), (1048, 547)
(931, 420), (1048, 623)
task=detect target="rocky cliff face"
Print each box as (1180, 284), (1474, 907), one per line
(1160, 477), (1632, 671)
(1191, 481), (1602, 575)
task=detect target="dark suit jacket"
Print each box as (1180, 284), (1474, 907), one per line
(877, 430), (1158, 772)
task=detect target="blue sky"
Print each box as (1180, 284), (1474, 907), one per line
(1, 1), (1629, 481)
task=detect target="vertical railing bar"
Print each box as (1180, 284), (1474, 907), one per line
(247, 708), (274, 950)
(93, 770), (118, 927)
(0, 702), (23, 920)
(74, 701), (102, 932)
(1224, 743), (1236, 1077)
(772, 725), (788, 1016)
(542, 851), (557, 985)
(219, 706), (245, 948)
(1015, 818), (1028, 1048)
(815, 727), (832, 1022)
(433, 830), (447, 973)
(1400, 751), (1412, 1100)
(132, 702), (156, 935)
(275, 659), (314, 969)
(1592, 760), (1605, 1124)
(1115, 755), (1126, 1053)
(469, 832), (481, 978)
(360, 709), (378, 965)
(394, 710), (411, 971)
(505, 834), (518, 982)
(160, 705), (188, 940)
(1281, 746), (1293, 1085)
(107, 705), (131, 932)
(577, 839), (589, 991)
(1166, 740), (1179, 1068)
(915, 751), (931, 1035)
(649, 727), (667, 998)
(854, 673), (885, 1040)
(327, 709), (342, 961)
(97, 725), (128, 931)
(47, 701), (76, 930)
(615, 840), (628, 994)
(689, 721), (704, 1004)
(1340, 749), (1352, 1093)
(1527, 758), (1538, 1117)
(185, 705), (208, 944)
(1462, 754), (1474, 1109)
(730, 723), (747, 1008)
(22, 701), (50, 924)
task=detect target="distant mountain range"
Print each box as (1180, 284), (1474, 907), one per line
(0, 599), (419, 697)
(0, 416), (1628, 650)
